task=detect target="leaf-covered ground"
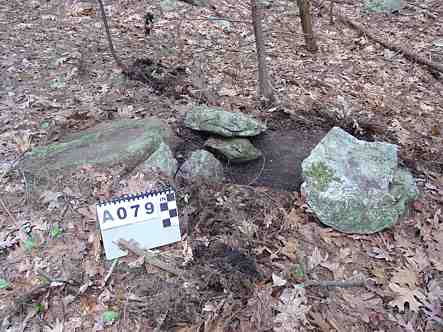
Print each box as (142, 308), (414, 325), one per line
(1, 0), (442, 331)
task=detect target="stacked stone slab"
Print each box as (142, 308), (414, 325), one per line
(19, 106), (268, 186)
(180, 105), (267, 182)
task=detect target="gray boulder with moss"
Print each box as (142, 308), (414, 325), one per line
(20, 118), (175, 180)
(301, 127), (417, 234)
(178, 150), (224, 182)
(184, 105), (267, 137)
(364, 0), (404, 13)
(205, 137), (262, 163)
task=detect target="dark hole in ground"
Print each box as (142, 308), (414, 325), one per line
(228, 127), (328, 191)
(175, 113), (330, 191)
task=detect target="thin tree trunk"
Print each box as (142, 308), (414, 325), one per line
(96, 0), (128, 72)
(251, 0), (275, 104)
(297, 0), (318, 52)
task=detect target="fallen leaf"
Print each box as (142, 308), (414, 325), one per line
(427, 241), (443, 272)
(272, 273), (287, 287)
(307, 247), (328, 271)
(43, 318), (64, 332)
(14, 132), (32, 153)
(388, 282), (426, 312)
(273, 286), (310, 331)
(391, 267), (418, 288)
(341, 291), (383, 323)
(284, 208), (303, 228)
(367, 246), (392, 261)
(41, 190), (64, 210)
(409, 248), (430, 272)
(308, 311), (331, 331)
(370, 265), (388, 284)
(219, 87), (237, 97)
(280, 239), (298, 260)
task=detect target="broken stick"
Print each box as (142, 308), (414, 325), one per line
(117, 239), (185, 276)
(336, 11), (443, 74)
(303, 278), (367, 288)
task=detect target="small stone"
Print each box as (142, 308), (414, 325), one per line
(205, 137), (262, 163)
(142, 142), (178, 177)
(178, 150), (224, 182)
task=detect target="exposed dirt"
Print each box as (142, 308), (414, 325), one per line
(1, 0), (443, 331)
(228, 127), (327, 190)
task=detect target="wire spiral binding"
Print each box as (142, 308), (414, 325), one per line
(96, 185), (175, 207)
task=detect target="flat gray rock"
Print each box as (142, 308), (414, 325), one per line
(364, 0), (404, 13)
(20, 118), (175, 180)
(178, 150), (224, 182)
(142, 142), (178, 178)
(184, 105), (267, 137)
(205, 137), (262, 163)
(301, 127), (417, 234)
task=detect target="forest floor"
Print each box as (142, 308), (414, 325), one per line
(0, 0), (443, 331)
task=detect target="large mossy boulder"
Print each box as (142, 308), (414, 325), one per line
(178, 150), (224, 182)
(184, 105), (267, 137)
(20, 118), (175, 180)
(205, 137), (262, 163)
(301, 127), (417, 234)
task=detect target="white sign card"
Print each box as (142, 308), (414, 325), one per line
(96, 187), (181, 260)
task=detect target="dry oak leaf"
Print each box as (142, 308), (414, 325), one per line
(426, 240), (443, 272)
(273, 286), (310, 331)
(388, 282), (426, 312)
(341, 291), (383, 323)
(409, 248), (431, 273)
(307, 247), (328, 271)
(391, 268), (418, 288)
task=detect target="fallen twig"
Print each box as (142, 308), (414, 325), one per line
(1, 283), (51, 321)
(36, 269), (73, 285)
(103, 258), (118, 287)
(117, 239), (185, 276)
(303, 278), (367, 288)
(0, 197), (17, 225)
(14, 284), (51, 306)
(334, 10), (443, 73)
(247, 154), (266, 186)
(0, 150), (28, 180)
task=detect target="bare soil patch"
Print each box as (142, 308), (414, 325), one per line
(1, 0), (443, 331)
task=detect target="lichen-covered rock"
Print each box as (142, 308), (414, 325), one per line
(20, 118), (175, 180)
(142, 142), (178, 177)
(364, 0), (404, 13)
(178, 150), (224, 182)
(205, 137), (262, 163)
(184, 105), (267, 137)
(301, 127), (417, 234)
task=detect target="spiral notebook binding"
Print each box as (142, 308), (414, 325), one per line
(96, 185), (175, 207)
